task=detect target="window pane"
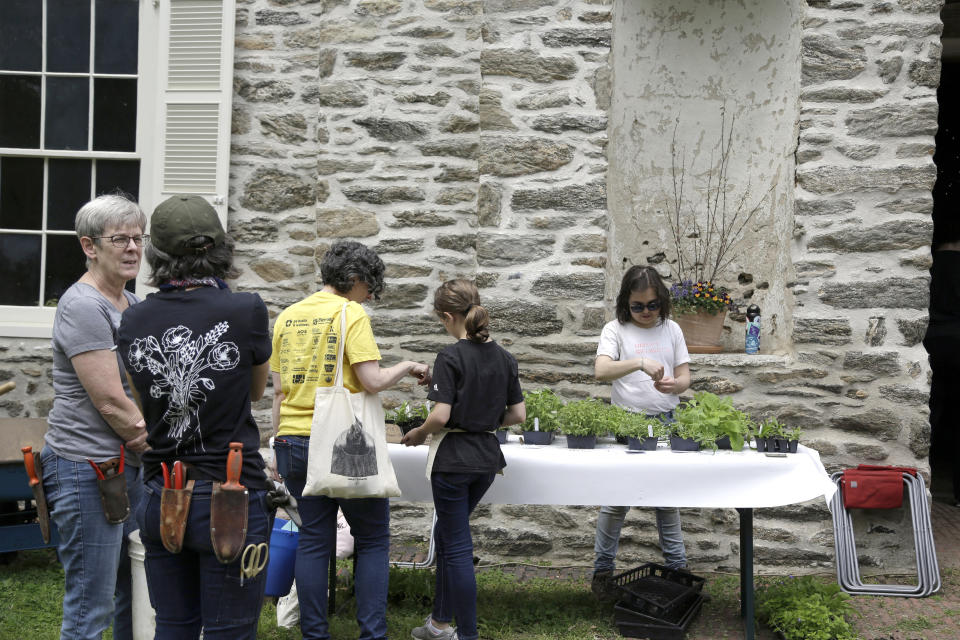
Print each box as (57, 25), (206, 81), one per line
(96, 160), (140, 201)
(49, 159), (92, 231)
(45, 234), (85, 306)
(93, 78), (137, 151)
(48, 0), (91, 73)
(0, 233), (41, 306)
(0, 0), (41, 72)
(95, 0), (139, 75)
(0, 75), (41, 148)
(0, 157), (43, 230)
(46, 77), (90, 150)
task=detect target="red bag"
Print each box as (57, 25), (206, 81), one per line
(855, 464), (917, 477)
(842, 469), (905, 510)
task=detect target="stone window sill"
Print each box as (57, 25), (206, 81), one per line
(688, 353), (789, 368)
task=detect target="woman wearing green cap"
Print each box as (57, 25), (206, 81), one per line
(117, 194), (272, 639)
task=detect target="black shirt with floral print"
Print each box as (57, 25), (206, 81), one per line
(118, 287), (271, 488)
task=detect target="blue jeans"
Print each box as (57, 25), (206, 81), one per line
(40, 447), (143, 640)
(594, 410), (686, 572)
(136, 476), (271, 639)
(275, 435), (390, 640)
(430, 471), (496, 640)
(594, 506), (687, 571)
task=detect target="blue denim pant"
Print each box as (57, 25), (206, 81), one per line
(136, 476), (271, 640)
(40, 447), (143, 640)
(593, 410), (686, 572)
(430, 471), (496, 640)
(275, 435), (391, 640)
(594, 506), (687, 571)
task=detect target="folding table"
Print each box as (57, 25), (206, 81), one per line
(388, 436), (836, 640)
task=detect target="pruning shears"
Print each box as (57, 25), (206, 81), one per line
(161, 460), (186, 489)
(86, 444), (125, 479)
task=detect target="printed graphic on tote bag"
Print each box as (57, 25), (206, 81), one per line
(331, 416), (378, 478)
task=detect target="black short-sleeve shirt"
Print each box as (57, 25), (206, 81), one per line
(117, 287), (271, 488)
(427, 339), (524, 474)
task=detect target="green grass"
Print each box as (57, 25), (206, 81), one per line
(894, 615), (935, 632)
(0, 550), (85, 640)
(0, 551), (618, 640)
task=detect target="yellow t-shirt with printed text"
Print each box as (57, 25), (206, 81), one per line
(270, 291), (381, 436)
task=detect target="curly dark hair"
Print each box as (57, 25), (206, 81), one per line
(145, 234), (239, 286)
(320, 241), (385, 299)
(615, 265), (671, 325)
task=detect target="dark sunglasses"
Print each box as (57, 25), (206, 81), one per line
(629, 300), (661, 313)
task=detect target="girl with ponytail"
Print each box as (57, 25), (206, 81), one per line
(401, 279), (526, 640)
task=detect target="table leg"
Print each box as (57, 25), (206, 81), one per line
(737, 507), (755, 640)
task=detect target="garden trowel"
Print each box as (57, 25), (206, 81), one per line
(21, 446), (51, 543)
(210, 441), (248, 564)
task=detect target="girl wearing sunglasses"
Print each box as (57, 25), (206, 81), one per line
(590, 265), (692, 600)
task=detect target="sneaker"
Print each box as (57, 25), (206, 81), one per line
(591, 570), (616, 603)
(412, 615), (457, 640)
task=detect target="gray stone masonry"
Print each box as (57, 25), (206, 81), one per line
(0, 0), (938, 575)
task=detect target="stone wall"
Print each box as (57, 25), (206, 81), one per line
(0, 0), (940, 574)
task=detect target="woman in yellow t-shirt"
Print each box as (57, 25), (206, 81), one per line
(270, 241), (430, 640)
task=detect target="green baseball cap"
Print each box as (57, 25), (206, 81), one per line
(150, 195), (225, 256)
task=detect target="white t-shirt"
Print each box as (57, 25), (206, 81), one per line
(596, 318), (690, 414)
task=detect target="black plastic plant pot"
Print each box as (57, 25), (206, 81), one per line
(754, 437), (768, 452)
(615, 434), (628, 445)
(396, 418), (424, 436)
(786, 439), (798, 453)
(566, 434), (597, 449)
(670, 436), (700, 452)
(495, 430), (508, 444)
(628, 436), (659, 451)
(522, 430), (553, 445)
(771, 437), (790, 453)
(715, 435), (731, 450)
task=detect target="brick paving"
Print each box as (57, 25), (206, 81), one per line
(391, 498), (960, 639)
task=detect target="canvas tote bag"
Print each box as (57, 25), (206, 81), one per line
(302, 304), (401, 498)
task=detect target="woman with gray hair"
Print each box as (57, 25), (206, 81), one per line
(40, 193), (149, 640)
(118, 194), (272, 639)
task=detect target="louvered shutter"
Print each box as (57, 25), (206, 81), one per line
(149, 0), (235, 223)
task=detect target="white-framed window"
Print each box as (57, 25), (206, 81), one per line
(0, 0), (234, 338)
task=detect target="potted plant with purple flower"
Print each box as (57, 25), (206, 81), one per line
(660, 112), (773, 353)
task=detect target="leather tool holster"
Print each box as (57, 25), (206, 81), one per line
(160, 479), (195, 553)
(95, 458), (130, 524)
(210, 486), (248, 564)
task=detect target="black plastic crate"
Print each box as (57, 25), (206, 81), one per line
(614, 594), (704, 639)
(610, 563), (705, 623)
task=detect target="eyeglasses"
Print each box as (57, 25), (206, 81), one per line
(91, 234), (149, 249)
(629, 300), (660, 313)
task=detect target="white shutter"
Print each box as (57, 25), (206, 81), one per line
(147, 0), (235, 220)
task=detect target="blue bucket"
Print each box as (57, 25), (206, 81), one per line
(265, 518), (299, 597)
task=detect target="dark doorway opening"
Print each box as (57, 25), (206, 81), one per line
(928, 1), (960, 506)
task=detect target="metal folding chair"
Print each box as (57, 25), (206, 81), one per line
(829, 470), (939, 597)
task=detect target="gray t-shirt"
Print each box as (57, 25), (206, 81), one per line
(45, 282), (141, 465)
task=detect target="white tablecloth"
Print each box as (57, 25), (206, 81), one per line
(388, 436), (836, 509)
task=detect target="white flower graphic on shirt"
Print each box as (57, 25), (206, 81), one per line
(127, 322), (239, 446)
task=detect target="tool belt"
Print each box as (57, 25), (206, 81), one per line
(94, 458), (130, 524)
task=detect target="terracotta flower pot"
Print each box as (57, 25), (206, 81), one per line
(673, 309), (726, 353)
